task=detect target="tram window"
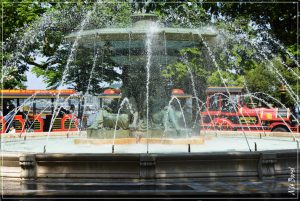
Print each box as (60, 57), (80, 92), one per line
(239, 96), (244, 106)
(295, 103), (300, 119)
(21, 102), (32, 112)
(19, 99), (25, 106)
(208, 95), (219, 111)
(221, 94), (238, 112)
(10, 99), (17, 107)
(67, 99), (77, 113)
(36, 99), (53, 114)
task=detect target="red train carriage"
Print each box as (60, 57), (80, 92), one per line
(200, 87), (299, 133)
(1, 89), (79, 133)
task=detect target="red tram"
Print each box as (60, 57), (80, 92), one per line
(1, 89), (79, 133)
(200, 87), (299, 133)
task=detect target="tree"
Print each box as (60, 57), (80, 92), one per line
(208, 70), (245, 87)
(21, 0), (131, 92)
(1, 0), (47, 89)
(162, 47), (211, 100)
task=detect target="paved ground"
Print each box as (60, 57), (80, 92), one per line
(2, 178), (299, 199)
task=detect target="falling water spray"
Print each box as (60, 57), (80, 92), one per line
(145, 22), (159, 153)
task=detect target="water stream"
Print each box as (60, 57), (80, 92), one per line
(145, 22), (160, 147)
(198, 33), (252, 152)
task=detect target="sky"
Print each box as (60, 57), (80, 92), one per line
(25, 70), (71, 90)
(25, 68), (47, 89)
(25, 67), (69, 90)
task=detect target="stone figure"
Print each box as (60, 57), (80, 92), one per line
(89, 106), (129, 130)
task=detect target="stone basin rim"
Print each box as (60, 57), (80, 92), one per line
(1, 130), (299, 138)
(2, 148), (298, 157)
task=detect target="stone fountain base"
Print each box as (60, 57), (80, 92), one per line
(2, 150), (298, 198)
(1, 131), (299, 198)
(74, 136), (205, 145)
(87, 128), (194, 139)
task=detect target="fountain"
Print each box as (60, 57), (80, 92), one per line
(65, 13), (217, 144)
(1, 8), (299, 199)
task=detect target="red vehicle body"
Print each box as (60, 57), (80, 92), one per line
(200, 87), (299, 133)
(1, 90), (78, 134)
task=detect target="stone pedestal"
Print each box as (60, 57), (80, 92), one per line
(19, 154), (36, 180)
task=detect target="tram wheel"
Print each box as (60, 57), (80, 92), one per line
(272, 127), (289, 132)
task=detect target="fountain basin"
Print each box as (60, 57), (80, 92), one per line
(66, 13), (217, 42)
(74, 137), (205, 145)
(1, 131), (299, 153)
(2, 149), (298, 198)
(65, 13), (217, 67)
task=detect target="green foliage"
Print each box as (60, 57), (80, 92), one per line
(269, 57), (300, 106)
(243, 56), (299, 107)
(210, 2), (297, 47)
(6, 0), (132, 92)
(208, 71), (245, 87)
(153, 1), (210, 28)
(1, 0), (47, 89)
(162, 47), (210, 98)
(245, 63), (278, 93)
(2, 0), (46, 39)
